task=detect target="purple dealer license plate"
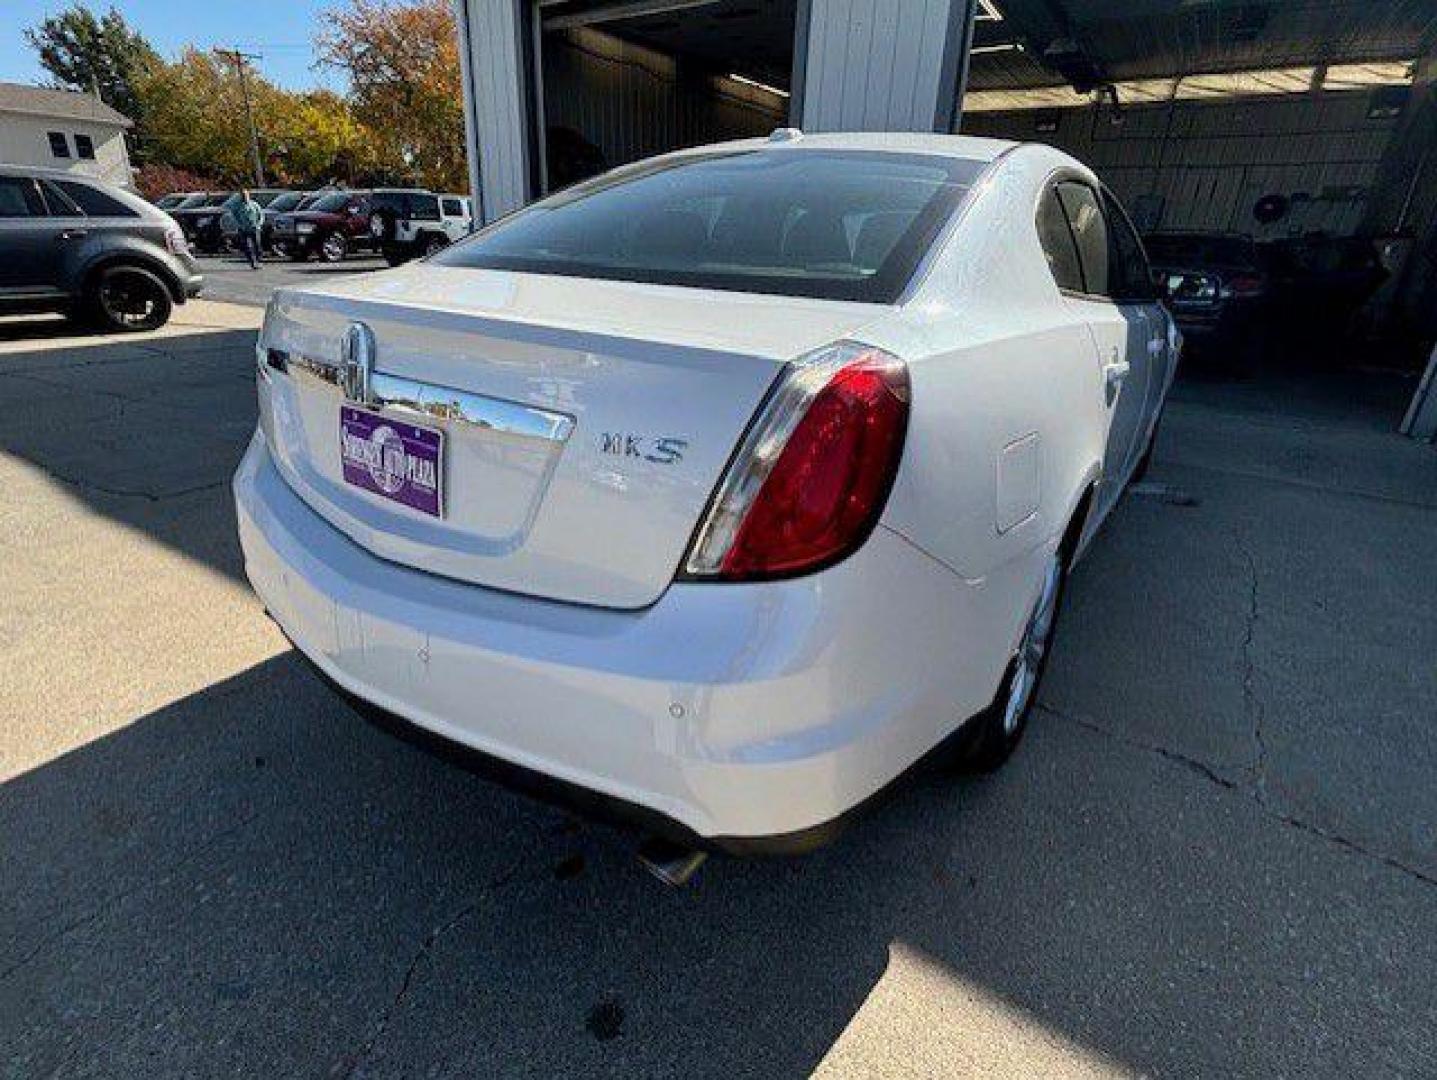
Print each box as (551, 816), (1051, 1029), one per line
(339, 406), (444, 518)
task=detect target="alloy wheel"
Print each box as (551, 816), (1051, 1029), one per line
(1003, 553), (1063, 734)
(98, 269), (166, 330)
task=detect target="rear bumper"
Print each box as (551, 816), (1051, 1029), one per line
(233, 431), (1013, 846)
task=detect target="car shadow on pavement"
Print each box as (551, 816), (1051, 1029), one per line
(5, 626), (1436, 1077)
(0, 322), (259, 586)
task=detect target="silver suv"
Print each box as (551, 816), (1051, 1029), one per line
(0, 166), (203, 332)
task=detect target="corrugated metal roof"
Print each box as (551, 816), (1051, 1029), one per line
(0, 81), (132, 127)
(970, 0), (1437, 90)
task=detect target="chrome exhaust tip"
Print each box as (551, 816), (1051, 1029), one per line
(636, 836), (708, 887)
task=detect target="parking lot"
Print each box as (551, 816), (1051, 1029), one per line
(1, 300), (1435, 1077)
(191, 251), (390, 308)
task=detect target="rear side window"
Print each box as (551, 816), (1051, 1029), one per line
(1102, 191), (1155, 302)
(53, 179), (137, 217)
(1056, 182), (1109, 296)
(435, 149), (984, 302)
(441, 197), (464, 216)
(0, 176), (46, 217)
(1035, 187), (1083, 293)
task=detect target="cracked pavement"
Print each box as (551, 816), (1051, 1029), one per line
(2, 305), (1436, 1078)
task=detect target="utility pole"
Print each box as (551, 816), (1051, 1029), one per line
(216, 48), (265, 187)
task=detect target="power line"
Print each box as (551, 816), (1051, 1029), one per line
(215, 48), (265, 187)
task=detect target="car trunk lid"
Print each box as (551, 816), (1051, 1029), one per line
(258, 265), (886, 609)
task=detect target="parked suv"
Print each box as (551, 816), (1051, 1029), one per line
(168, 192), (233, 253)
(367, 189), (474, 265)
(0, 165), (202, 331)
(268, 190), (333, 258)
(282, 190), (373, 262)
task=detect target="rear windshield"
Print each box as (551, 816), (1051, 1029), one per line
(309, 192), (360, 212)
(1145, 234), (1256, 267)
(434, 149), (985, 302)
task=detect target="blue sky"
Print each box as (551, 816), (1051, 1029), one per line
(2, 1), (344, 92)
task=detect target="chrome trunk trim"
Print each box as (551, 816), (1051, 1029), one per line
(287, 353), (574, 444)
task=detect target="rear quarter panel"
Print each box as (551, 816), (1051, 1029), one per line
(868, 147), (1107, 636)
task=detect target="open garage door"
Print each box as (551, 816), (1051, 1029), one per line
(535, 0), (798, 191)
(957, 0), (1437, 417)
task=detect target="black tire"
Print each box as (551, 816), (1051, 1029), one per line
(421, 233), (448, 257)
(382, 246), (408, 267)
(319, 232), (348, 263)
(1130, 410), (1163, 485)
(84, 264), (173, 333)
(960, 544), (1070, 773)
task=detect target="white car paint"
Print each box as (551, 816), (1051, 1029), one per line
(234, 132), (1176, 847)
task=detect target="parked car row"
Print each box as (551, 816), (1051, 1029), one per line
(150, 186), (473, 265)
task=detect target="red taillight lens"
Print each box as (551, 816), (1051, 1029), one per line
(1222, 274), (1265, 298)
(684, 343), (909, 581)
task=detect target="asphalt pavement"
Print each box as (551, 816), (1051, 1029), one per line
(195, 250), (389, 307)
(1, 302), (1435, 1078)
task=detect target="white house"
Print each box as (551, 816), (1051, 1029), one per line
(0, 81), (133, 187)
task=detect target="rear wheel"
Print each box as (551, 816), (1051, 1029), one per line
(961, 549), (1066, 772)
(422, 233), (447, 257)
(85, 264), (173, 332)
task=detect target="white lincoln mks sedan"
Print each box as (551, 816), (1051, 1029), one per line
(235, 131), (1177, 858)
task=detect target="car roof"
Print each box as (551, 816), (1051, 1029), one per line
(657, 130), (1019, 165)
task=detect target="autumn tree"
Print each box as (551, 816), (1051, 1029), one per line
(317, 0), (468, 191)
(25, 5), (158, 152)
(135, 49), (380, 187)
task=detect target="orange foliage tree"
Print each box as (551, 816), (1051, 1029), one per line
(317, 0), (469, 193)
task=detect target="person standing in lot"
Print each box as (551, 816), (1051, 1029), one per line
(233, 190), (265, 270)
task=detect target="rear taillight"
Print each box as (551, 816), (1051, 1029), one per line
(683, 342), (909, 582)
(1221, 274), (1264, 298)
(164, 226), (188, 255)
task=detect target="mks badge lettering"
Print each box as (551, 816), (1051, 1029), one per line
(600, 433), (688, 465)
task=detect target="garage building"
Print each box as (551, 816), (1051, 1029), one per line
(454, 0), (1437, 390)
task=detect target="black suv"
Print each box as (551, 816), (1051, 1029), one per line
(0, 165), (203, 331)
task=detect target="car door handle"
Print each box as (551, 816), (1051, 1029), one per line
(57, 229), (87, 241)
(1103, 359), (1130, 403)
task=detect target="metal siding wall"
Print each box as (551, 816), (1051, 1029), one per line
(541, 29), (785, 170)
(965, 91), (1400, 237)
(457, 0), (531, 222)
(800, 0), (963, 132)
